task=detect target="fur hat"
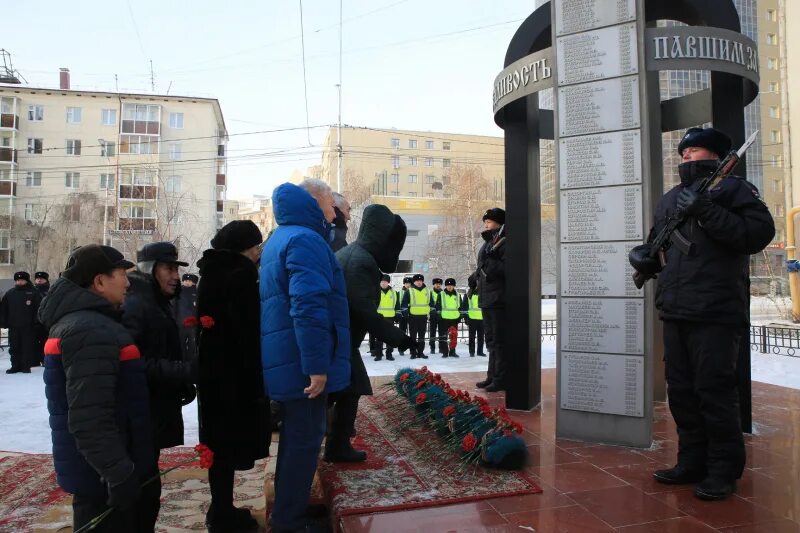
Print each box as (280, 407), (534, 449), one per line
(211, 220), (263, 253)
(482, 207), (505, 225)
(678, 127), (732, 160)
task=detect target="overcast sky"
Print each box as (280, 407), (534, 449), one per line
(3, 0), (539, 199)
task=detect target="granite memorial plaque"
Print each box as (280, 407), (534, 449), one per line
(561, 298), (644, 354)
(559, 130), (642, 189)
(560, 352), (644, 417)
(560, 185), (642, 242)
(555, 0), (636, 36)
(560, 241), (641, 297)
(558, 76), (640, 137)
(557, 22), (638, 85)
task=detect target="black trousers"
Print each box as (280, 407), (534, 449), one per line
(370, 317), (396, 357)
(439, 319), (460, 355)
(72, 478), (160, 533)
(397, 316), (409, 353)
(467, 318), (484, 355)
(429, 315), (446, 353)
(327, 392), (359, 450)
(483, 308), (507, 385)
(663, 320), (745, 481)
(408, 315), (428, 354)
(8, 326), (36, 371)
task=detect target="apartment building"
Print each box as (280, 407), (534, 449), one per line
(0, 70), (228, 277)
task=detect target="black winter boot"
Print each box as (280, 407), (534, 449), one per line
(653, 465), (707, 485)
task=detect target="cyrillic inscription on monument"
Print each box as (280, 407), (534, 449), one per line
(561, 352), (644, 417)
(555, 0), (636, 36)
(560, 131), (642, 189)
(558, 76), (640, 137)
(561, 298), (644, 354)
(560, 242), (641, 297)
(560, 186), (642, 242)
(557, 22), (638, 85)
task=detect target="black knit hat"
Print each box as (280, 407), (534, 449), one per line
(445, 278), (456, 286)
(381, 274), (391, 282)
(63, 245), (134, 288)
(182, 273), (199, 283)
(137, 242), (188, 266)
(402, 276), (412, 284)
(34, 271), (49, 280)
(482, 207), (505, 225)
(678, 127), (731, 160)
(13, 271), (30, 281)
(432, 277), (443, 285)
(211, 220), (263, 253)
(412, 274), (424, 282)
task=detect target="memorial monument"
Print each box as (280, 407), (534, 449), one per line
(493, 0), (759, 447)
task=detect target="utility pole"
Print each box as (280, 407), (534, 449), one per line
(336, 0), (343, 194)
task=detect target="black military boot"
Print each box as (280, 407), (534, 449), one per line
(470, 352), (475, 357)
(386, 352), (395, 361)
(206, 505), (259, 532)
(373, 353), (382, 361)
(695, 478), (736, 500)
(324, 438), (367, 463)
(450, 351), (459, 358)
(476, 379), (492, 389)
(653, 465), (707, 485)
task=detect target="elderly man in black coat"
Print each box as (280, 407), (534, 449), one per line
(196, 220), (270, 532)
(1, 271), (41, 373)
(330, 204), (414, 462)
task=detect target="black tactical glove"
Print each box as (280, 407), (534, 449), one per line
(107, 468), (140, 510)
(676, 187), (712, 217)
(397, 335), (415, 352)
(628, 243), (662, 278)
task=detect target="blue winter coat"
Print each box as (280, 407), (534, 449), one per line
(260, 183), (351, 401)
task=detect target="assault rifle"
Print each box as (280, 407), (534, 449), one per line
(631, 130), (759, 290)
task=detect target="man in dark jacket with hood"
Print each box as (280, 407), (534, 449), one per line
(332, 204), (414, 462)
(1, 271), (41, 373)
(122, 241), (197, 517)
(630, 127), (774, 501)
(470, 208), (506, 392)
(39, 245), (159, 532)
(174, 273), (199, 361)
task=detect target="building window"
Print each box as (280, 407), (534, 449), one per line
(169, 112), (184, 129)
(100, 140), (116, 157)
(26, 171), (42, 187)
(769, 81), (780, 92)
(121, 104), (161, 135)
(66, 107), (82, 124)
(426, 193), (433, 197)
(408, 139), (417, 149)
(767, 33), (778, 45)
(389, 173), (399, 183)
(442, 158), (451, 168)
(769, 106), (780, 118)
(169, 143), (182, 160)
(390, 191), (399, 197)
(66, 139), (82, 156)
(425, 140), (434, 149)
(102, 108), (117, 126)
(771, 155), (783, 167)
(65, 172), (81, 189)
(121, 168), (155, 186)
(27, 138), (43, 154)
(100, 173), (115, 190)
(425, 175), (435, 184)
(392, 155), (400, 168)
(443, 141), (451, 151)
(24, 203), (34, 221)
(23, 239), (36, 255)
(770, 130), (781, 143)
(28, 105), (44, 121)
(391, 137), (400, 148)
(768, 57), (779, 70)
(120, 135), (158, 154)
(64, 203), (81, 222)
(776, 204), (785, 216)
(766, 9), (776, 21)
(408, 156), (417, 166)
(0, 230), (11, 265)
(424, 157), (433, 167)
(165, 175), (182, 193)
(408, 174), (418, 183)
(408, 192), (417, 197)
(772, 179), (783, 193)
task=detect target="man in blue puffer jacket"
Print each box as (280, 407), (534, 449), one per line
(260, 179), (351, 533)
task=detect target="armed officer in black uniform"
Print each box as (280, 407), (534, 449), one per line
(1, 272), (42, 373)
(630, 127), (775, 501)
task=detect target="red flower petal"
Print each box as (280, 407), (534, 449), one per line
(199, 315), (215, 328)
(183, 316), (199, 328)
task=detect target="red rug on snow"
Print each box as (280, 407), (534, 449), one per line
(317, 393), (542, 518)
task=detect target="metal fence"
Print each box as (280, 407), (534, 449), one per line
(750, 324), (800, 358)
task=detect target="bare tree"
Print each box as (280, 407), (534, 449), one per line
(340, 169), (374, 241)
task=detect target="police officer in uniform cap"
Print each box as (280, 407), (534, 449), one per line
(31, 271), (52, 365)
(401, 274), (430, 359)
(371, 274), (400, 361)
(34, 271), (51, 296)
(397, 276), (412, 355)
(435, 278), (461, 357)
(428, 277), (444, 354)
(1, 272), (42, 373)
(630, 127), (774, 501)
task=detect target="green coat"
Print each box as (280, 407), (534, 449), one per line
(335, 204), (407, 396)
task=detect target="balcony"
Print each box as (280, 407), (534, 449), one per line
(0, 148), (17, 164)
(216, 173), (226, 186)
(0, 181), (15, 196)
(0, 113), (18, 130)
(217, 145), (225, 157)
(119, 185), (158, 200)
(118, 218), (157, 231)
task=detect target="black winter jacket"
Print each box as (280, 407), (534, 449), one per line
(0, 282), (41, 328)
(469, 227), (506, 309)
(196, 249), (270, 469)
(122, 272), (196, 449)
(39, 278), (156, 498)
(335, 204), (407, 396)
(174, 284), (198, 361)
(652, 175), (774, 325)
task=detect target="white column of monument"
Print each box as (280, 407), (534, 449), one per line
(552, 0), (652, 446)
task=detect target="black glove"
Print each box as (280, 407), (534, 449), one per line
(676, 187), (712, 217)
(628, 243), (662, 278)
(107, 468), (140, 510)
(397, 335), (415, 352)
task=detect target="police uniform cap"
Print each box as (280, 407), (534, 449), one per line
(380, 274), (391, 282)
(34, 271), (49, 280)
(445, 278), (456, 286)
(678, 127), (732, 160)
(412, 274), (424, 282)
(482, 207), (505, 225)
(432, 277), (443, 284)
(13, 271), (30, 281)
(402, 276), (412, 284)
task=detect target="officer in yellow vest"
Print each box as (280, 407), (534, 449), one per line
(400, 274), (430, 359)
(429, 277), (444, 354)
(397, 276), (412, 355)
(461, 283), (485, 357)
(371, 274), (400, 361)
(435, 278), (462, 358)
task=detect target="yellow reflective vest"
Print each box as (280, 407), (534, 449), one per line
(467, 294), (483, 320)
(409, 287), (431, 316)
(440, 291), (461, 320)
(377, 289), (397, 318)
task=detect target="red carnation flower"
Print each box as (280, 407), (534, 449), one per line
(194, 443), (214, 469)
(399, 373), (410, 382)
(419, 366), (428, 372)
(415, 393), (427, 405)
(461, 432), (478, 452)
(183, 316), (199, 328)
(199, 315), (215, 328)
(504, 429), (514, 437)
(480, 405), (492, 417)
(442, 405), (456, 417)
(446, 389), (458, 398)
(415, 380), (426, 390)
(511, 421), (523, 434)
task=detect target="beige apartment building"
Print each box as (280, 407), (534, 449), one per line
(0, 71), (228, 277)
